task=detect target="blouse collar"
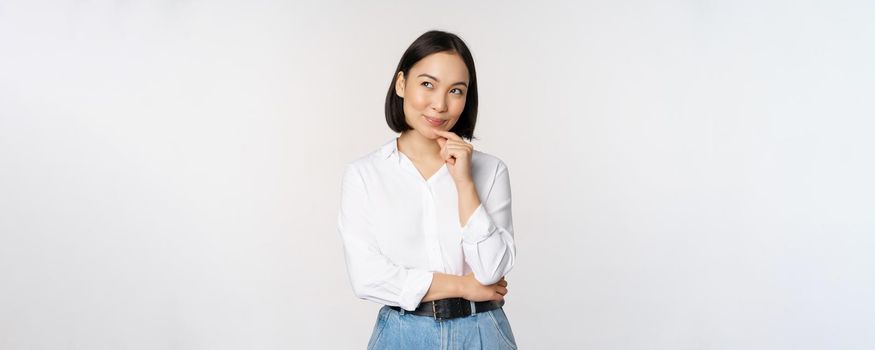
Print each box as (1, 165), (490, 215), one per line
(380, 137), (401, 163)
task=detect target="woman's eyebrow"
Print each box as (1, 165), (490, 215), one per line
(417, 73), (468, 87)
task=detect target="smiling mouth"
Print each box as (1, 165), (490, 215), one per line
(424, 116), (447, 126)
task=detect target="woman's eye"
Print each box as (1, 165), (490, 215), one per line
(421, 81), (433, 88)
(450, 88), (464, 95)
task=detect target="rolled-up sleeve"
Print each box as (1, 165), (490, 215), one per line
(460, 161), (516, 285)
(337, 165), (433, 311)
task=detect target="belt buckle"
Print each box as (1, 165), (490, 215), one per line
(431, 299), (452, 321)
(430, 298), (474, 320)
(432, 301), (439, 320)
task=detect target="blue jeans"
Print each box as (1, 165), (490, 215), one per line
(367, 304), (518, 349)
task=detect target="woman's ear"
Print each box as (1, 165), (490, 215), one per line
(394, 71), (405, 98)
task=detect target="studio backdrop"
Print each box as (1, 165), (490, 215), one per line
(1, 0), (873, 349)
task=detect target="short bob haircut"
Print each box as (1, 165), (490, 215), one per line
(385, 30), (479, 141)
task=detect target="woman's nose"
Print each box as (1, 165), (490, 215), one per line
(430, 95), (448, 112)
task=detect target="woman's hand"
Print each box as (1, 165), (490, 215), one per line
(433, 129), (474, 186)
(460, 273), (508, 302)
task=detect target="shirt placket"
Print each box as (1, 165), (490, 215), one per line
(421, 181), (445, 273)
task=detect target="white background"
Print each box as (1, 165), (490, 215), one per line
(1, 0), (873, 349)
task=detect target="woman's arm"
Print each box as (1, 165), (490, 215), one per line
(458, 161), (516, 285)
(456, 181), (481, 226)
(338, 165), (434, 311)
(432, 130), (516, 286)
(421, 272), (508, 303)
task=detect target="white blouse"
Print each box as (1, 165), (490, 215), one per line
(337, 137), (517, 311)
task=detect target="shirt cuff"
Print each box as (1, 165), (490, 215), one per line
(460, 204), (497, 244)
(399, 270), (433, 311)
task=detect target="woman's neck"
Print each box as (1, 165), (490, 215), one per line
(398, 130), (442, 162)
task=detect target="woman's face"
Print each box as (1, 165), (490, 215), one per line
(395, 51), (469, 140)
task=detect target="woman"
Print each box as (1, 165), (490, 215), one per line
(337, 30), (518, 349)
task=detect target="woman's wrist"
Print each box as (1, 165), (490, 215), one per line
(456, 182), (481, 227)
(422, 273), (466, 302)
(455, 179), (476, 193)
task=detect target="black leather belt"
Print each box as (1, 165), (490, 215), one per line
(389, 298), (504, 320)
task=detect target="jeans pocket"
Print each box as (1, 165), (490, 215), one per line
(367, 306), (391, 350)
(487, 308), (518, 349)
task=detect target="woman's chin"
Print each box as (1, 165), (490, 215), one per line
(416, 127), (441, 139)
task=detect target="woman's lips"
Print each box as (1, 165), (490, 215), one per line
(424, 116), (447, 126)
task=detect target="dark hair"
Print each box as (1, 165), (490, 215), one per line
(385, 30), (479, 141)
